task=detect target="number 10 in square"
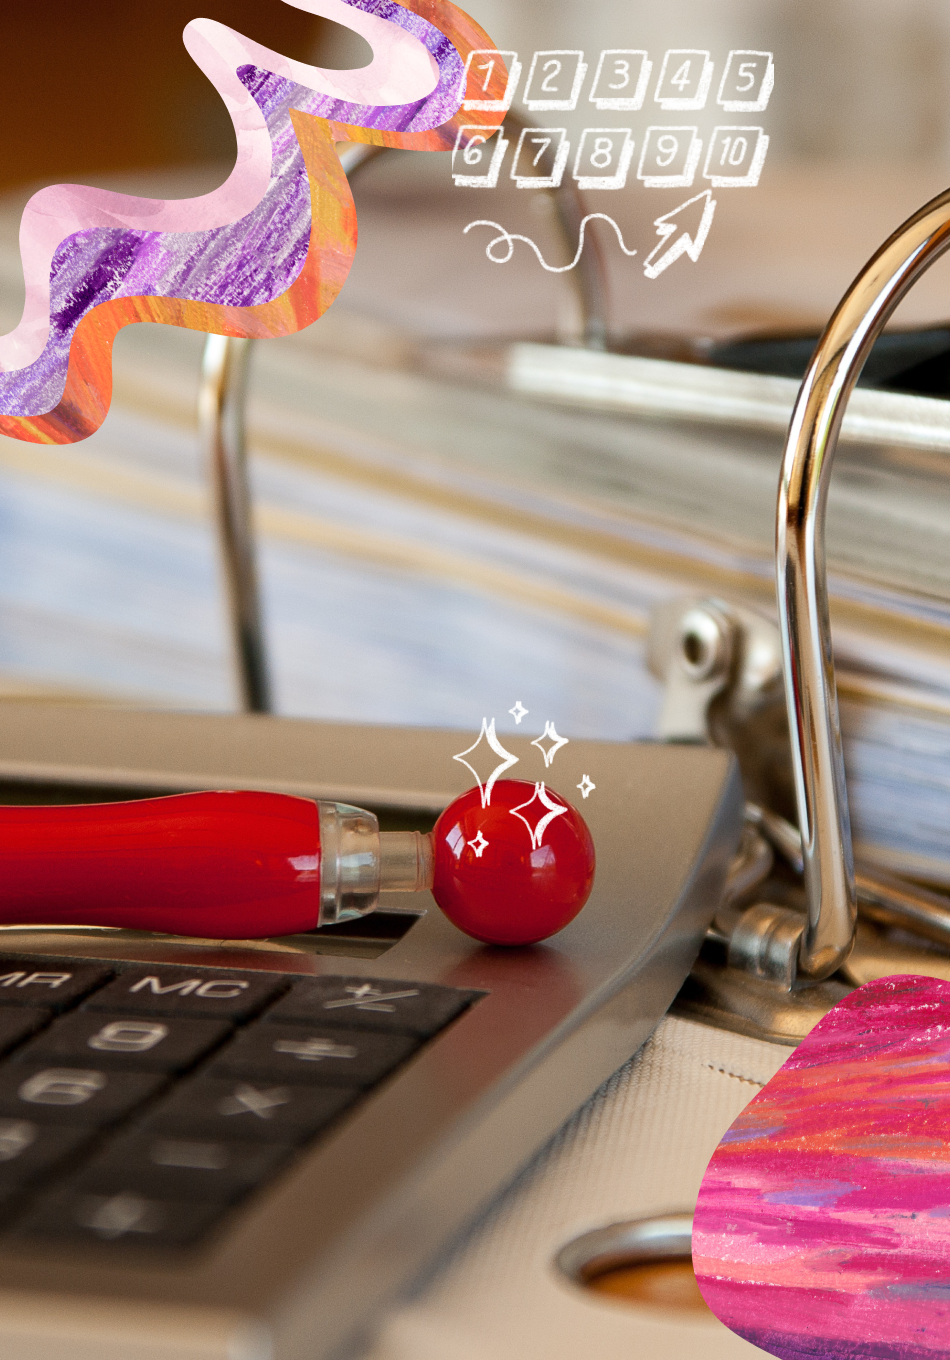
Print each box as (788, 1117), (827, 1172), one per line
(704, 127), (769, 186)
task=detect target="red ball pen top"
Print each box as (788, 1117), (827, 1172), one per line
(431, 779), (596, 946)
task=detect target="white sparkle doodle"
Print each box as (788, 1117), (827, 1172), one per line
(510, 782), (568, 850)
(532, 721), (569, 767)
(509, 701), (528, 724)
(464, 213), (637, 272)
(467, 831), (490, 857)
(577, 775), (596, 799)
(453, 718), (519, 807)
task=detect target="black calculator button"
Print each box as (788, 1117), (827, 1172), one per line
(0, 960), (113, 1011)
(0, 1065), (167, 1126)
(71, 1132), (293, 1202)
(209, 1023), (418, 1088)
(0, 1008), (52, 1058)
(15, 1189), (227, 1246)
(143, 1075), (357, 1142)
(265, 976), (476, 1037)
(84, 966), (287, 1022)
(13, 1013), (232, 1073)
(0, 1120), (93, 1187)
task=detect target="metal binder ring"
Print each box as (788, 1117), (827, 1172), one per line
(779, 187), (950, 979)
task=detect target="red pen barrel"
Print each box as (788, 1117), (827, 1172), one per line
(0, 791), (324, 939)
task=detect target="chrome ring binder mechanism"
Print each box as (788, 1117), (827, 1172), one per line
(659, 186), (950, 1043)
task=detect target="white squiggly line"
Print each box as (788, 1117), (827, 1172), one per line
(463, 214), (637, 272)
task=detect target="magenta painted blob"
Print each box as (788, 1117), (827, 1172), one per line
(694, 975), (950, 1360)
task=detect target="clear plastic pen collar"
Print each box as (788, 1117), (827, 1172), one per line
(318, 802), (381, 926)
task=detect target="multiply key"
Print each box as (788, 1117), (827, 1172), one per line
(209, 1024), (418, 1087)
(265, 976), (477, 1037)
(142, 1075), (357, 1143)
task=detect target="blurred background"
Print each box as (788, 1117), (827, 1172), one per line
(3, 1), (950, 874)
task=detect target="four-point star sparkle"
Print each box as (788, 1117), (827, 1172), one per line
(468, 831), (489, 857)
(454, 718), (519, 807)
(510, 782), (568, 850)
(532, 721), (569, 768)
(577, 775), (596, 799)
(509, 701), (528, 724)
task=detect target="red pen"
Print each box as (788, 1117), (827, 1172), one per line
(0, 780), (595, 947)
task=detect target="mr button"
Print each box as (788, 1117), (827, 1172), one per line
(83, 965), (286, 1022)
(0, 959), (113, 1012)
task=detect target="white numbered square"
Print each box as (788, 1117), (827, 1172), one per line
(638, 126), (702, 188)
(717, 51), (774, 112)
(462, 49), (522, 112)
(510, 127), (570, 188)
(654, 50), (714, 110)
(524, 50), (588, 111)
(573, 129), (635, 190)
(589, 50), (652, 110)
(452, 126), (509, 187)
(704, 126), (769, 186)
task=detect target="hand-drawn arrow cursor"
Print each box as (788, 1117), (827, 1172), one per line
(643, 190), (717, 279)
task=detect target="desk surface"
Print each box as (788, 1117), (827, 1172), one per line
(364, 1013), (783, 1360)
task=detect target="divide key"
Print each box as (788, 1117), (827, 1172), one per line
(209, 1024), (419, 1088)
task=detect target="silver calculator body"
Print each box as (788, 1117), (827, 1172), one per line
(0, 703), (740, 1360)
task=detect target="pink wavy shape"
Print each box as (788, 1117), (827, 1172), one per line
(0, 0), (439, 376)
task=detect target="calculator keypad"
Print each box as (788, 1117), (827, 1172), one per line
(0, 956), (478, 1248)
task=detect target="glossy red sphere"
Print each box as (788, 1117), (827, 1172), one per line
(431, 779), (596, 946)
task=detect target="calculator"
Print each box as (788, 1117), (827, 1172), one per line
(0, 702), (740, 1360)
